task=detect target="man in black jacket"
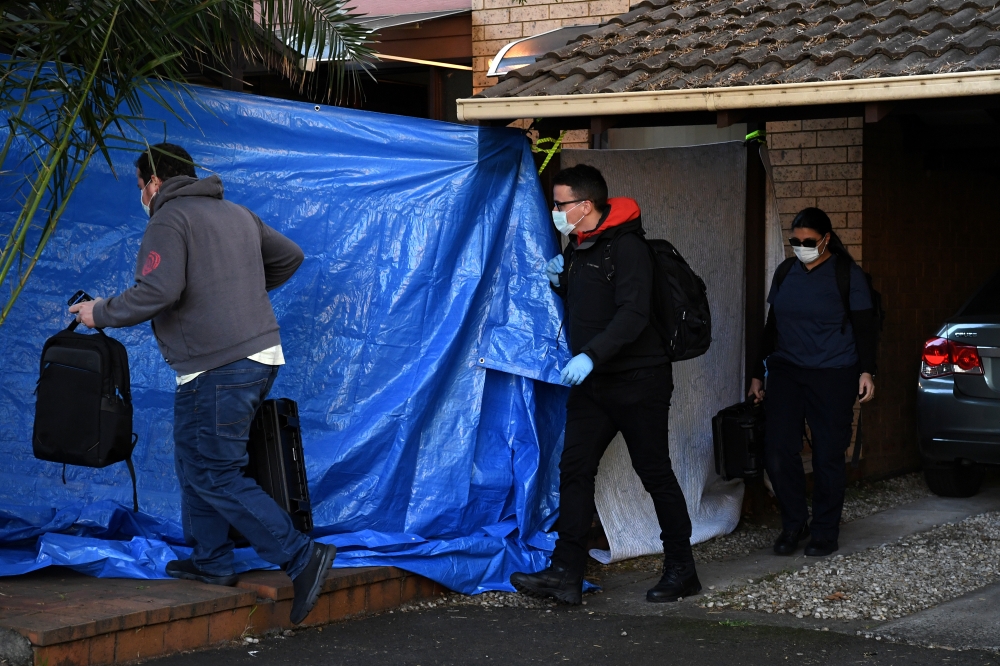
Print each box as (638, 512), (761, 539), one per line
(510, 164), (699, 604)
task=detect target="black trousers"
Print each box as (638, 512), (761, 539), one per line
(764, 358), (859, 543)
(551, 363), (693, 574)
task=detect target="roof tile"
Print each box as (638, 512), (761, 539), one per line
(478, 0), (1000, 98)
(896, 0), (935, 17)
(576, 70), (621, 94)
(645, 66), (687, 88)
(913, 28), (963, 56)
(601, 69), (651, 92)
(866, 14), (911, 37)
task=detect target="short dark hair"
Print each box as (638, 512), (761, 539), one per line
(552, 164), (608, 212)
(135, 143), (196, 184)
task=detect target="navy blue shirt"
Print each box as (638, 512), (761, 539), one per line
(767, 258), (872, 369)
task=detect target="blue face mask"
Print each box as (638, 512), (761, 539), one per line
(552, 202), (584, 236)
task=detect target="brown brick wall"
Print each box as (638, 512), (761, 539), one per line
(472, 0), (630, 93)
(765, 118), (864, 264)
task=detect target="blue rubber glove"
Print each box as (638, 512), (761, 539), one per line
(545, 254), (564, 287)
(560, 353), (594, 386)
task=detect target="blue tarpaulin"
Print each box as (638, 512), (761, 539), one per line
(0, 86), (571, 593)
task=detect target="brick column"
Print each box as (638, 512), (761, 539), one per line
(765, 118), (863, 264)
(472, 0), (630, 94)
(765, 117), (866, 467)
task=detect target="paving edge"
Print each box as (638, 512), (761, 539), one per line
(25, 569), (446, 666)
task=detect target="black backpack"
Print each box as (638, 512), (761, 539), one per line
(603, 233), (712, 361)
(32, 321), (139, 511)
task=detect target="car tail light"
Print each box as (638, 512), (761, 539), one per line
(921, 337), (984, 378)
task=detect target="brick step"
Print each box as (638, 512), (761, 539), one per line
(0, 566), (445, 665)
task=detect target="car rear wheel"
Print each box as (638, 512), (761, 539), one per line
(923, 460), (985, 498)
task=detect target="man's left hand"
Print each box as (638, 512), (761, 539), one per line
(560, 353), (594, 386)
(69, 297), (103, 329)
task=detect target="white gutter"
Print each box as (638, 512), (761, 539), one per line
(456, 69), (1000, 121)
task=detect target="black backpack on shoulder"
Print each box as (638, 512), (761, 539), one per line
(603, 233), (712, 361)
(32, 321), (139, 511)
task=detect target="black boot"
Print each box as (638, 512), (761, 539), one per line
(510, 564), (583, 605)
(646, 560), (701, 603)
(773, 524), (810, 556)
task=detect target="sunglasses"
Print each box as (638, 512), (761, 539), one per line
(788, 237), (825, 248)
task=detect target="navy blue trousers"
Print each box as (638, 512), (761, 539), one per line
(764, 358), (859, 543)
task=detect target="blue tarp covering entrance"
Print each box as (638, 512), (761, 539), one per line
(0, 87), (571, 593)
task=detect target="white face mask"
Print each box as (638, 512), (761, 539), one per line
(140, 181), (156, 217)
(792, 245), (821, 263)
(552, 202), (584, 236)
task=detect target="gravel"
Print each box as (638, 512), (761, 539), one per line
(589, 472), (933, 576)
(397, 473), (938, 610)
(699, 511), (1000, 622)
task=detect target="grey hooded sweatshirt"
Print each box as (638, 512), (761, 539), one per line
(93, 175), (304, 374)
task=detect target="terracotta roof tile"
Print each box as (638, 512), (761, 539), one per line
(478, 0), (1000, 98)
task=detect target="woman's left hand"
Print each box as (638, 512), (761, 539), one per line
(858, 372), (875, 403)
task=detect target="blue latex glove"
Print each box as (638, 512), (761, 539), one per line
(545, 254), (564, 287)
(560, 353), (594, 386)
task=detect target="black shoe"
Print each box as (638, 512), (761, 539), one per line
(290, 543), (338, 625)
(510, 564), (583, 605)
(646, 561), (702, 603)
(165, 559), (239, 586)
(804, 539), (839, 557)
(773, 524), (810, 556)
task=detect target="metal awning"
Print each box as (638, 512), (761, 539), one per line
(355, 9), (470, 31)
(487, 25), (597, 78)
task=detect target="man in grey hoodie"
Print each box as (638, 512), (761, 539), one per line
(69, 142), (334, 625)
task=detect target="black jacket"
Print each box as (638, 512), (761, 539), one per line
(552, 201), (668, 374)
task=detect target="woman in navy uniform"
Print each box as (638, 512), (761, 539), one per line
(750, 208), (877, 557)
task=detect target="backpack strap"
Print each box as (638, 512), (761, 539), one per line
(851, 409), (863, 468)
(600, 230), (646, 283)
(835, 255), (853, 333)
(601, 236), (616, 282)
(771, 256), (796, 294)
(126, 433), (139, 512)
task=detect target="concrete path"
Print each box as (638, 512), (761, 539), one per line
(583, 480), (1000, 650)
(873, 581), (1000, 653)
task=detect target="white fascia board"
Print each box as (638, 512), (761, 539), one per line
(457, 70), (1000, 121)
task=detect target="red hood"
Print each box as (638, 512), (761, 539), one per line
(576, 197), (641, 245)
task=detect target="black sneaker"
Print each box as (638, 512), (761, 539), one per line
(804, 539), (839, 557)
(646, 561), (701, 602)
(165, 559), (239, 586)
(290, 543), (337, 625)
(773, 524), (810, 556)
(510, 564), (583, 605)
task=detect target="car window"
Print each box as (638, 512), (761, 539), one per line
(959, 270), (1000, 317)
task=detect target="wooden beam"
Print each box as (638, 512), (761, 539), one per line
(744, 125), (767, 393)
(865, 102), (893, 123)
(590, 116), (616, 149)
(717, 109), (745, 128)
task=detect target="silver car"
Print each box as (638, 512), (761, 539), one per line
(917, 272), (1000, 497)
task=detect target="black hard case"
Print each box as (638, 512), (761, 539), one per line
(243, 398), (313, 534)
(712, 399), (765, 481)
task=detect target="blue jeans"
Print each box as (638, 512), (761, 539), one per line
(173, 358), (313, 578)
